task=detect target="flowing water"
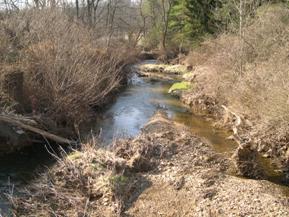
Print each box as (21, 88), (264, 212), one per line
(0, 61), (288, 215)
(94, 72), (238, 154)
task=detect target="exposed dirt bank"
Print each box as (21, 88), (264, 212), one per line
(134, 60), (189, 81)
(11, 113), (289, 216)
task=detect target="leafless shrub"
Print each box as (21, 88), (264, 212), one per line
(0, 9), (136, 127)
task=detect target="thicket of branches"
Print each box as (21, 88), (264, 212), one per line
(0, 1), (141, 129)
(2, 0), (287, 52)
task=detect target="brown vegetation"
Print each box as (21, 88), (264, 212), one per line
(9, 144), (117, 216)
(9, 112), (178, 216)
(181, 4), (289, 166)
(10, 113), (289, 217)
(0, 9), (137, 131)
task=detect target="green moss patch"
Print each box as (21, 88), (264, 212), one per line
(168, 82), (191, 93)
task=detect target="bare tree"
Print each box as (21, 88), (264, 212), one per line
(239, 0), (244, 76)
(92, 0), (101, 23)
(76, 0), (79, 18)
(3, 0), (20, 12)
(160, 0), (173, 51)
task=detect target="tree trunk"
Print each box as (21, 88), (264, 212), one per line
(160, 0), (172, 52)
(76, 0), (79, 18)
(239, 0), (244, 76)
(87, 0), (92, 25)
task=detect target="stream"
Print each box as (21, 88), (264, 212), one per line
(0, 61), (288, 215)
(94, 72), (237, 152)
(94, 64), (288, 186)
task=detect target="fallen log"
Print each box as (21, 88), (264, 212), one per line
(0, 115), (74, 145)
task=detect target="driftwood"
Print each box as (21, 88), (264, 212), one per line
(222, 105), (243, 145)
(0, 115), (74, 145)
(222, 105), (242, 135)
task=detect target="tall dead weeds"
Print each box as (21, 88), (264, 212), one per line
(0, 9), (137, 128)
(183, 4), (289, 164)
(185, 4), (289, 133)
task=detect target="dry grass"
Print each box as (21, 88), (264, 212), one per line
(9, 113), (182, 216)
(185, 4), (289, 130)
(9, 138), (164, 216)
(0, 9), (137, 127)
(182, 4), (289, 163)
(9, 144), (121, 217)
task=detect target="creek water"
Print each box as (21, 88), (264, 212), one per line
(0, 61), (288, 215)
(94, 67), (288, 186)
(94, 72), (238, 153)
